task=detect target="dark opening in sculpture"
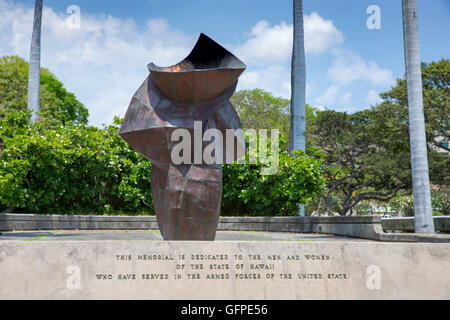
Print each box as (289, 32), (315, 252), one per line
(119, 33), (246, 240)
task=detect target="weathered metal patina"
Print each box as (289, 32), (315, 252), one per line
(119, 33), (246, 240)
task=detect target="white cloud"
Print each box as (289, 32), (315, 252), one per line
(236, 20), (292, 64)
(315, 84), (353, 109)
(233, 12), (392, 111)
(313, 50), (393, 110)
(0, 0), (194, 126)
(235, 12), (343, 64)
(327, 50), (395, 87)
(234, 12), (344, 100)
(237, 66), (315, 102)
(315, 85), (339, 106)
(366, 89), (382, 105)
(340, 92), (352, 106)
(304, 12), (344, 54)
(0, 0), (393, 123)
(238, 66), (291, 98)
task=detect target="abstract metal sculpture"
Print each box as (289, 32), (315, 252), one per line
(119, 33), (246, 240)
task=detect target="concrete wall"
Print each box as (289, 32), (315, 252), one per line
(1, 214), (449, 242)
(382, 216), (450, 233)
(0, 214), (381, 233)
(0, 214), (159, 231)
(2, 241), (450, 299)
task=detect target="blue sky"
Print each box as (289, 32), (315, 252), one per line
(1, 0), (449, 126)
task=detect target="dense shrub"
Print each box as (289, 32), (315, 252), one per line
(222, 133), (324, 216)
(390, 186), (449, 217)
(0, 112), (324, 215)
(0, 115), (153, 214)
(430, 185), (449, 216)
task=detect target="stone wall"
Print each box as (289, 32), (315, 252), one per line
(382, 216), (450, 233)
(1, 241), (450, 299)
(1, 214), (449, 242)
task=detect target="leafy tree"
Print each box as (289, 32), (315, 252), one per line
(231, 88), (319, 155)
(0, 55), (89, 125)
(378, 59), (449, 152)
(372, 59), (449, 186)
(231, 89), (290, 137)
(312, 110), (403, 215)
(428, 151), (450, 186)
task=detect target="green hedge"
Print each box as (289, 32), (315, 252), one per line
(0, 114), (152, 214)
(0, 112), (324, 216)
(223, 149), (324, 216)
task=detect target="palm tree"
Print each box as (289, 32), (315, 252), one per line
(290, 0), (306, 216)
(402, 0), (434, 233)
(27, 0), (43, 123)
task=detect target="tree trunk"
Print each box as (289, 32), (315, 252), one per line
(290, 0), (306, 216)
(402, 0), (434, 233)
(27, 0), (43, 123)
(324, 195), (332, 216)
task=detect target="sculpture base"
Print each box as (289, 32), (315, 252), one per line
(151, 164), (222, 240)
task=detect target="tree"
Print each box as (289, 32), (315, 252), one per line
(371, 60), (450, 187)
(377, 59), (449, 153)
(231, 89), (290, 138)
(313, 110), (404, 215)
(402, 0), (434, 233)
(28, 0), (43, 123)
(290, 0), (307, 216)
(231, 89), (320, 156)
(0, 56), (89, 125)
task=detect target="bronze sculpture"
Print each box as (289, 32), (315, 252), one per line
(119, 33), (246, 240)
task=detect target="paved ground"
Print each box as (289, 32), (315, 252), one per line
(0, 230), (372, 241)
